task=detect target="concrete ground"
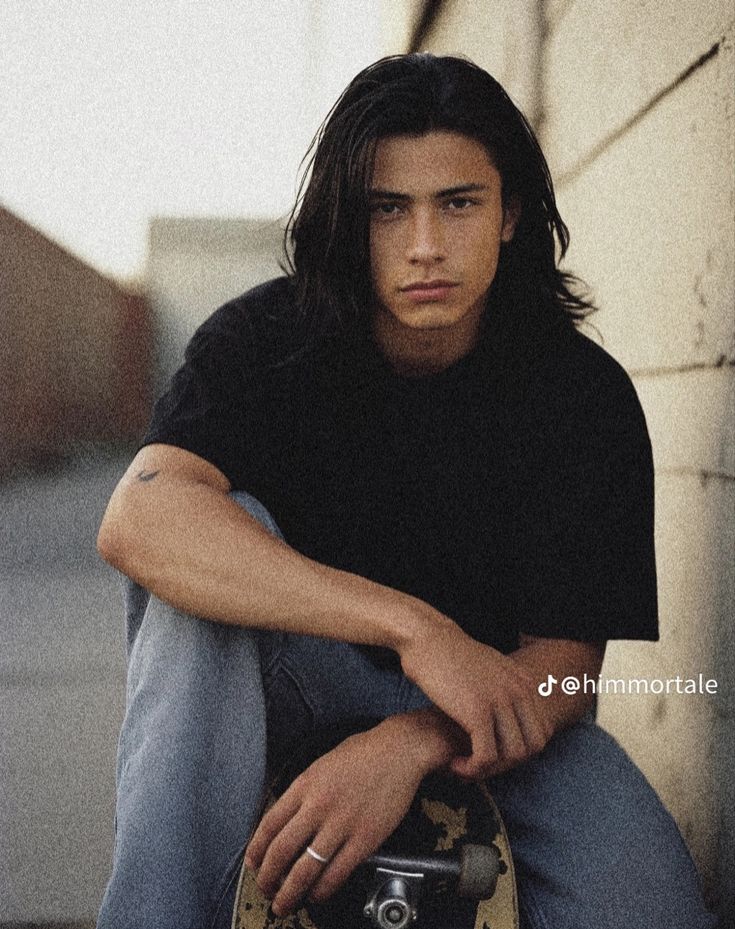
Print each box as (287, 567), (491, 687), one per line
(0, 448), (131, 927)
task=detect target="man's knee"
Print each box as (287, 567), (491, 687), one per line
(503, 720), (716, 929)
(228, 490), (284, 540)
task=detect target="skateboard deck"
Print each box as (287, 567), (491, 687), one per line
(233, 769), (519, 929)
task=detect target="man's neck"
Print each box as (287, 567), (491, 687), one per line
(371, 309), (482, 378)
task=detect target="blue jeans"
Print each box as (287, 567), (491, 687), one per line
(97, 491), (716, 929)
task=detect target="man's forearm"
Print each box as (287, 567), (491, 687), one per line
(98, 449), (441, 651)
(374, 708), (468, 774)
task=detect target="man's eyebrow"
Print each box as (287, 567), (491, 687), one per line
(436, 183), (490, 197)
(369, 188), (411, 201)
(369, 183), (490, 200)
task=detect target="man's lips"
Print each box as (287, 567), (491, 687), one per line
(400, 280), (459, 300)
(401, 280), (458, 291)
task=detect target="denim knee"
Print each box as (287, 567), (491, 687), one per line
(492, 719), (716, 929)
(228, 490), (284, 540)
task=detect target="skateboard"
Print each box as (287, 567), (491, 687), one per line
(233, 725), (519, 929)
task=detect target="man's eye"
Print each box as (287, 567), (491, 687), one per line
(371, 203), (402, 216)
(446, 197), (474, 210)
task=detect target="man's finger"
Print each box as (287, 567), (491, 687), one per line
(245, 789), (302, 869)
(256, 811), (317, 898)
(309, 839), (371, 904)
(272, 829), (343, 915)
(450, 721), (498, 779)
(514, 701), (551, 756)
(492, 704), (527, 764)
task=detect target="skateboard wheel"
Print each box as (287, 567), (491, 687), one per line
(456, 843), (500, 899)
(366, 876), (416, 929)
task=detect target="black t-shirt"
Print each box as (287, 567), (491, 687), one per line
(143, 276), (658, 658)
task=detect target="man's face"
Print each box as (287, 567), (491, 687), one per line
(369, 130), (518, 343)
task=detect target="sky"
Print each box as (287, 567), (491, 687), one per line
(1, 1), (399, 281)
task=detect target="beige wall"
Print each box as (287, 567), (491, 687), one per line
(543, 3), (734, 920)
(146, 217), (284, 392)
(420, 0), (734, 921)
(418, 0), (542, 120)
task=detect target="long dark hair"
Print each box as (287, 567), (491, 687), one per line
(284, 53), (595, 351)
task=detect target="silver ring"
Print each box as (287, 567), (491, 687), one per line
(305, 844), (330, 864)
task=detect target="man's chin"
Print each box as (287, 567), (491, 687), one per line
(393, 306), (464, 331)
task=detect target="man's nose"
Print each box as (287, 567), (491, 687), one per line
(407, 209), (446, 263)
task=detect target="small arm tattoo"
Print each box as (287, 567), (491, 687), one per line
(136, 469), (160, 482)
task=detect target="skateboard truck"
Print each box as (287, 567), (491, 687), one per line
(362, 844), (500, 928)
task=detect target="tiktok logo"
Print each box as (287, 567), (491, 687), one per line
(538, 674), (557, 697)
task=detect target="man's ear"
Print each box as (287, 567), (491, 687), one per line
(501, 195), (521, 243)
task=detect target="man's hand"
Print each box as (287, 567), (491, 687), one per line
(244, 721), (435, 917)
(510, 633), (606, 734)
(398, 618), (555, 780)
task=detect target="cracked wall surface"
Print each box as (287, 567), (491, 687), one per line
(542, 4), (734, 920)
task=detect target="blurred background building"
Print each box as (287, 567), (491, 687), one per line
(1, 1), (733, 926)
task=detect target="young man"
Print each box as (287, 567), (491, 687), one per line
(96, 55), (715, 928)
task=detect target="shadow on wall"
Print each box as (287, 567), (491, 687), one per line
(0, 205), (153, 478)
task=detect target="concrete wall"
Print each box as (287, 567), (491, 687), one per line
(417, 0), (542, 122)
(421, 0), (734, 922)
(0, 206), (151, 476)
(542, 2), (734, 921)
(146, 217), (284, 391)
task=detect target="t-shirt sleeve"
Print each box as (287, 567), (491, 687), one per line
(509, 352), (658, 644)
(141, 318), (256, 487)
(137, 279), (292, 496)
